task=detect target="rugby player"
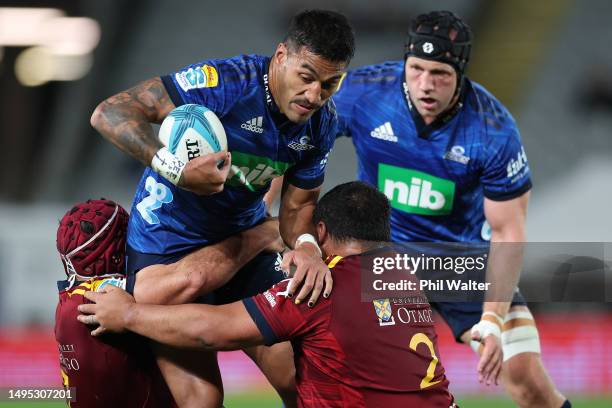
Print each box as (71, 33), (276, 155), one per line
(79, 182), (458, 408)
(90, 9), (355, 407)
(55, 199), (175, 408)
(329, 10), (570, 408)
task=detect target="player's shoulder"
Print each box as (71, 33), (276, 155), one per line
(463, 79), (520, 141)
(337, 60), (403, 95)
(173, 53), (264, 92)
(209, 53), (264, 86)
(347, 60), (404, 86)
(325, 255), (345, 269)
(60, 278), (105, 296)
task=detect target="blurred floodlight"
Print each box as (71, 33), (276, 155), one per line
(42, 17), (101, 55)
(15, 46), (93, 87)
(51, 53), (94, 81)
(14, 46), (54, 86)
(0, 7), (101, 86)
(0, 8), (64, 46)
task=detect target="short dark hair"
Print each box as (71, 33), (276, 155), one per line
(285, 9), (355, 63)
(313, 181), (391, 243)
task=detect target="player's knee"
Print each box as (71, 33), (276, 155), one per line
(501, 309), (541, 362)
(172, 259), (212, 299)
(501, 309), (554, 406)
(187, 268), (211, 295)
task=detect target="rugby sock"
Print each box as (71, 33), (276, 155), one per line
(560, 400), (572, 408)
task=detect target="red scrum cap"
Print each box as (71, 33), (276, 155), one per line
(57, 199), (128, 281)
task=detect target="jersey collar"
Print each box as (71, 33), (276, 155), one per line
(401, 74), (466, 140)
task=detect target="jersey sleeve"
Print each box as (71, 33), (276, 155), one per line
(480, 121), (533, 201)
(284, 108), (337, 190)
(161, 56), (248, 117)
(242, 279), (330, 346)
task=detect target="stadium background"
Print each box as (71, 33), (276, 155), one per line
(0, 0), (610, 406)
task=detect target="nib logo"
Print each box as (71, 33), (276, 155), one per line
(506, 146), (528, 179)
(226, 151), (291, 191)
(378, 164), (455, 215)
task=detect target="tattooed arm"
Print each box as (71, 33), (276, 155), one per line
(91, 78), (231, 195)
(90, 77), (173, 165)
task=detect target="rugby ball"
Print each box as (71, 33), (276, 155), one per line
(158, 104), (227, 162)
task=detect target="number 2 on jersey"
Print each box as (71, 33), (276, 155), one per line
(136, 176), (173, 225)
(409, 332), (441, 389)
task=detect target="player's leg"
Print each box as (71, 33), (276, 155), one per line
(128, 217), (284, 305)
(153, 343), (224, 408)
(449, 301), (569, 408)
(218, 251), (297, 407)
(125, 224), (285, 408)
(126, 247), (230, 408)
(496, 305), (567, 408)
(243, 342), (297, 408)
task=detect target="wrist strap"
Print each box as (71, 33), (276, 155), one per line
(295, 233), (322, 257)
(481, 311), (504, 328)
(151, 147), (185, 185)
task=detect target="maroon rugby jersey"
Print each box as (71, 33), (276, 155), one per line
(55, 278), (175, 408)
(243, 251), (456, 408)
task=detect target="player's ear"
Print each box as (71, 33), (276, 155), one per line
(274, 43), (288, 65)
(316, 221), (327, 246)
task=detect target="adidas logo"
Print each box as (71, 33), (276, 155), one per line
(241, 116), (264, 133)
(370, 122), (398, 142)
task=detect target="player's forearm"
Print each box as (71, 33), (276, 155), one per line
(124, 303), (225, 349)
(279, 204), (317, 248)
(483, 229), (525, 318)
(278, 183), (320, 247)
(90, 78), (172, 165)
(263, 176), (283, 210)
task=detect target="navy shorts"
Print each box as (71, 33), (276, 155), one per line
(431, 290), (527, 342)
(126, 245), (287, 305)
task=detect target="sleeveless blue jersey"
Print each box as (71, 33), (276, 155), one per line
(333, 61), (532, 243)
(128, 54), (337, 254)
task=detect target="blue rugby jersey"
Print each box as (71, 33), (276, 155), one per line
(128, 54), (336, 254)
(333, 61), (532, 243)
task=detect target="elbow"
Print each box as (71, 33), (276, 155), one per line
(193, 324), (228, 351)
(90, 101), (109, 135)
(195, 332), (220, 350)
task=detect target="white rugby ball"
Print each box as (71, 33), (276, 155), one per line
(158, 104), (227, 162)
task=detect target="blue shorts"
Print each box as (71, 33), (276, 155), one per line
(126, 245), (287, 305)
(431, 290), (527, 342)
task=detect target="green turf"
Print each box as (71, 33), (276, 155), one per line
(456, 396), (612, 408)
(0, 403), (66, 408)
(0, 394), (609, 407)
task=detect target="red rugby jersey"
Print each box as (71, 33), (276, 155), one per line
(55, 278), (175, 408)
(243, 250), (456, 408)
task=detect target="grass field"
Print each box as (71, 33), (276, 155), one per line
(1, 393), (610, 407)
